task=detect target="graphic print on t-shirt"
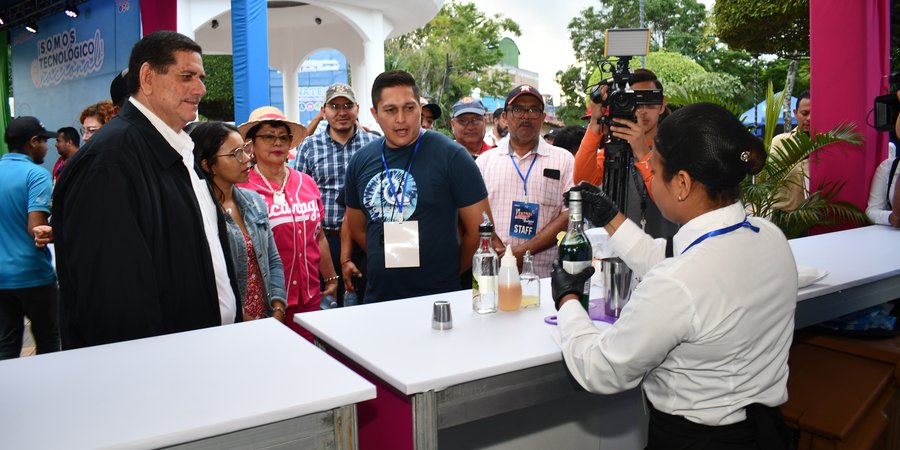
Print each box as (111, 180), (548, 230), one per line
(363, 168), (418, 222)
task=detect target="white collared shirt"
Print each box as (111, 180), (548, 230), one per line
(129, 98), (236, 325)
(558, 202), (797, 426)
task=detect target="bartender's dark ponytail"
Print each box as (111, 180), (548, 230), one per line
(654, 102), (766, 204)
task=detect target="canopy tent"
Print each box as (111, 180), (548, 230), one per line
(740, 96), (798, 127)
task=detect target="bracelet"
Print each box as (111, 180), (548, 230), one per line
(340, 259), (353, 266)
(324, 275), (340, 282)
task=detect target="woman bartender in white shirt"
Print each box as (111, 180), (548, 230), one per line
(552, 103), (797, 449)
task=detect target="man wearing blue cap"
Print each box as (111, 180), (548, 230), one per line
(451, 96), (492, 159)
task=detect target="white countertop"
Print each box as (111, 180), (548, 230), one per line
(298, 225), (900, 397)
(0, 319), (375, 450)
(296, 283), (608, 396)
(790, 225), (900, 301)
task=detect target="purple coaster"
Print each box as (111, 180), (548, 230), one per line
(544, 298), (618, 326)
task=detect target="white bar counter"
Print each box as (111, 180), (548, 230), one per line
(0, 319), (375, 450)
(297, 278), (638, 449)
(791, 225), (900, 327)
(297, 224), (900, 449)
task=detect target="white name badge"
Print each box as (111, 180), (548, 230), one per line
(384, 220), (420, 268)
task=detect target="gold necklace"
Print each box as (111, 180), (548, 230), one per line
(255, 164), (288, 206)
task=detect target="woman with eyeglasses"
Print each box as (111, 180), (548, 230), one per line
(190, 121), (287, 322)
(237, 106), (338, 340)
(79, 100), (119, 142)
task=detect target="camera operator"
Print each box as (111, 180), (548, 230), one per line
(573, 68), (679, 240)
(866, 90), (900, 228)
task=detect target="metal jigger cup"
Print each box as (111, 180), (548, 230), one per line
(432, 301), (452, 330)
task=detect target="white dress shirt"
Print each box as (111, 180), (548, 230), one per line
(865, 157), (898, 225)
(129, 98), (236, 325)
(558, 202), (797, 426)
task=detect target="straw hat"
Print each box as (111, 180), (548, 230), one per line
(237, 106), (307, 148)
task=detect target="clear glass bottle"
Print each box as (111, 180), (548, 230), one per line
(472, 217), (499, 314)
(558, 188), (593, 310)
(520, 250), (541, 308)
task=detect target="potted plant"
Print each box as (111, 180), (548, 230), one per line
(741, 81), (870, 238)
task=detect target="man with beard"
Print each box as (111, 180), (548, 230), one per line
(485, 107), (508, 147)
(475, 85), (573, 276)
(295, 83), (377, 304)
(0, 116), (60, 359)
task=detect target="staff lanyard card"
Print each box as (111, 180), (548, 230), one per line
(509, 201), (539, 239)
(384, 220), (420, 268)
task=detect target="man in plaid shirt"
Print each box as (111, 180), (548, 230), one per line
(295, 83), (377, 304)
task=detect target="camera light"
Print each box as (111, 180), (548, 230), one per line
(604, 28), (651, 57)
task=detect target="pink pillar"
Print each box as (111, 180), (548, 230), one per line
(809, 0), (891, 232)
(140, 0), (178, 35)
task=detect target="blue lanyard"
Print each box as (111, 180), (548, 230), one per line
(510, 152), (538, 197)
(681, 216), (760, 254)
(380, 130), (423, 219)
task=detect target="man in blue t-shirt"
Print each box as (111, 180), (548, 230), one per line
(0, 116), (60, 359)
(343, 70), (491, 302)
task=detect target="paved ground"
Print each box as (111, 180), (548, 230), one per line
(20, 319), (36, 357)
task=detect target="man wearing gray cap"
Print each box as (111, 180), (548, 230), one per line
(451, 96), (492, 159)
(295, 82), (377, 304)
(0, 116), (60, 359)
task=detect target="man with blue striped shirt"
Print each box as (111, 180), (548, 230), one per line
(295, 83), (376, 304)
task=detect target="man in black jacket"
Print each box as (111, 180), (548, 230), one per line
(52, 31), (240, 349)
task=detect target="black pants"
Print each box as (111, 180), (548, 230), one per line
(323, 232), (366, 306)
(646, 402), (794, 450)
(0, 283), (60, 360)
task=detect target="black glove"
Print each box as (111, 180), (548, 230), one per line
(565, 181), (618, 227)
(551, 260), (595, 310)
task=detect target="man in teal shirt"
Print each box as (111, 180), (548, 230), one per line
(0, 116), (59, 359)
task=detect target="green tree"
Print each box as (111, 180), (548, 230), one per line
(555, 65), (589, 125)
(385, 1), (520, 130)
(198, 55), (234, 122)
(567, 0), (707, 67)
(713, 0), (809, 125)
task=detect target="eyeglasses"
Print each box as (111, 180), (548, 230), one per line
(254, 134), (293, 145)
(455, 117), (484, 126)
(509, 106), (543, 119)
(82, 126), (99, 137)
(215, 142), (253, 163)
(326, 103), (356, 111)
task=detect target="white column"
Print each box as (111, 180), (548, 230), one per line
(176, 0), (195, 39)
(357, 39), (385, 129)
(282, 64), (300, 123)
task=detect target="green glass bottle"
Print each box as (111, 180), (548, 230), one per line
(558, 188), (593, 310)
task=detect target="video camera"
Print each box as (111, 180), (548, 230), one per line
(873, 72), (899, 132)
(586, 28), (662, 211)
